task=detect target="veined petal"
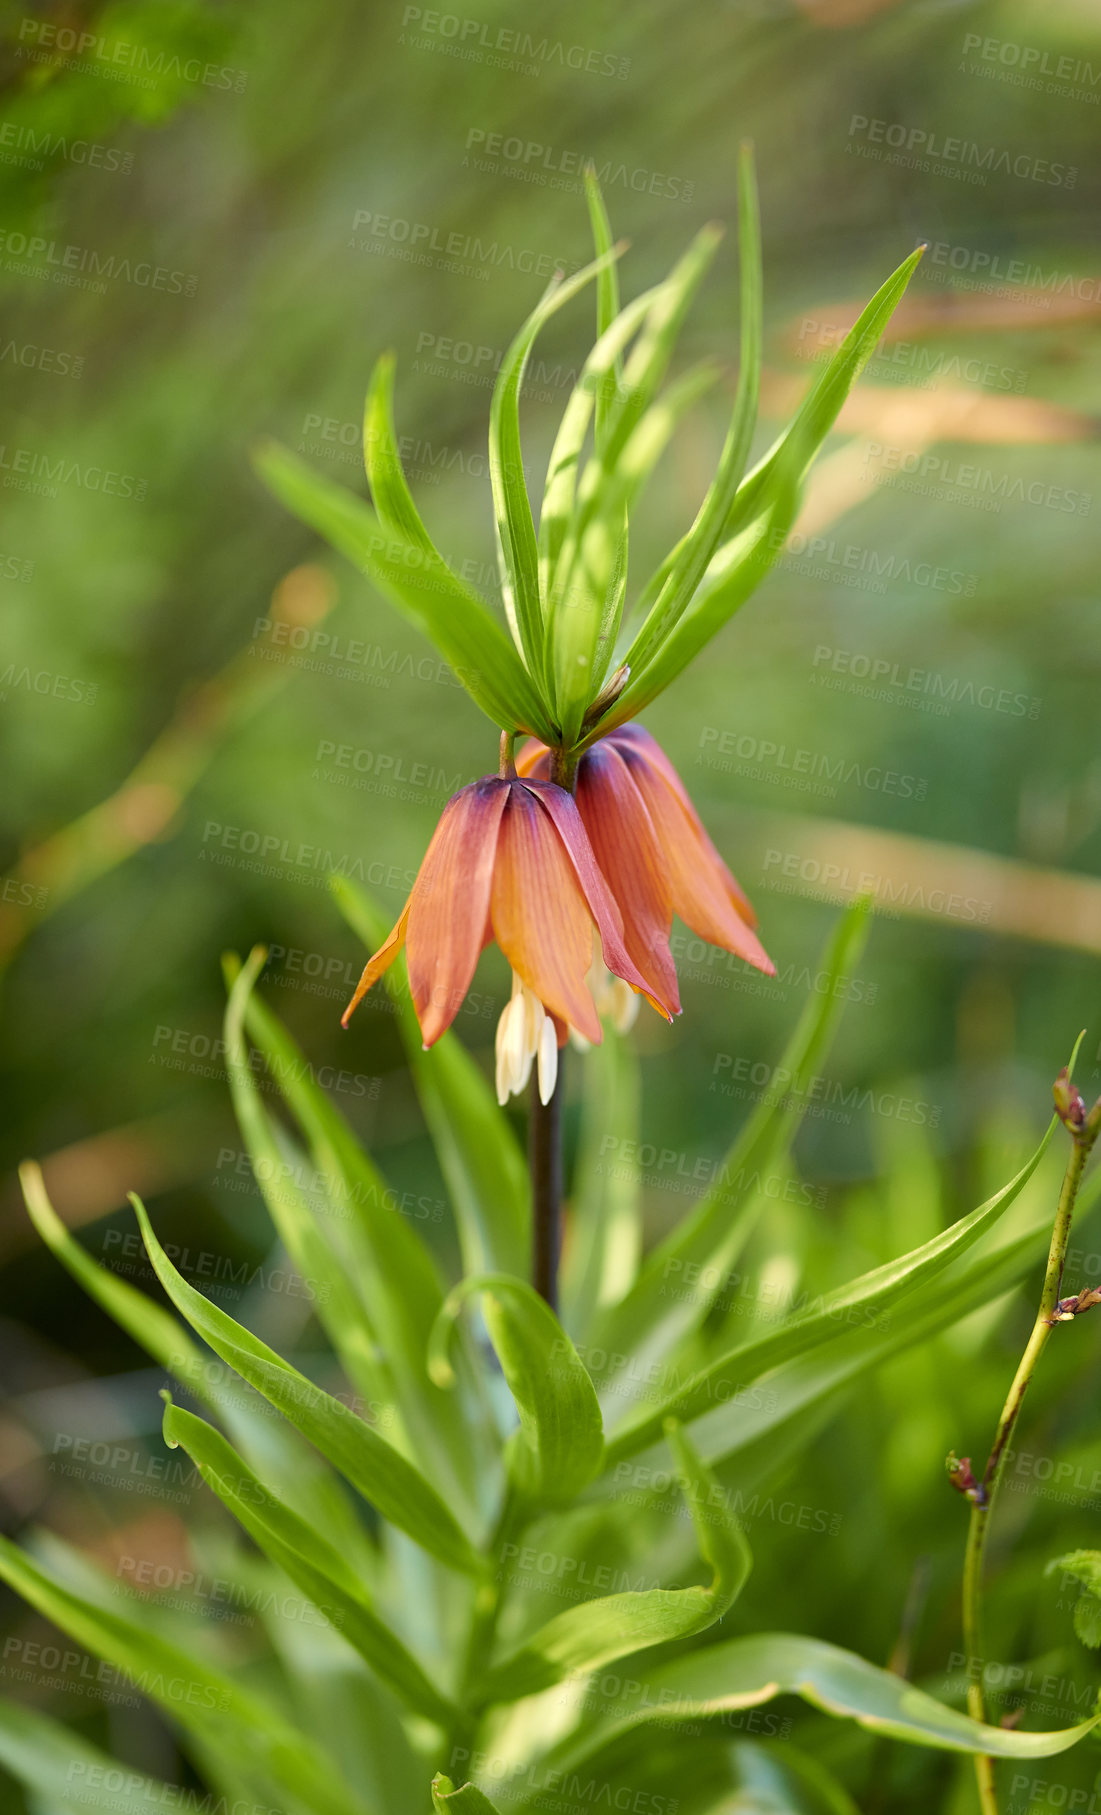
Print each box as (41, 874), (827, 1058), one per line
(341, 902), (410, 1027)
(576, 742), (681, 1016)
(612, 734), (774, 976)
(610, 722), (758, 926)
(405, 777), (510, 1045)
(490, 786), (602, 1043)
(526, 780), (677, 1021)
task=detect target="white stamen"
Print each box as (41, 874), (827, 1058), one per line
(495, 971), (553, 1105)
(537, 1015), (558, 1104)
(583, 930), (641, 1035)
(607, 978), (640, 1035)
(494, 995), (521, 1106)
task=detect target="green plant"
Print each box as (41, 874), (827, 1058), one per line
(3, 159), (1099, 1815)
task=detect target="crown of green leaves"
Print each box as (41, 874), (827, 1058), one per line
(255, 147), (923, 755)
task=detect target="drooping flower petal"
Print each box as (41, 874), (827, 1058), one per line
(609, 723), (759, 926)
(341, 902), (410, 1028)
(525, 779), (677, 1021)
(490, 786), (602, 1043)
(575, 741), (681, 1017)
(404, 777), (510, 1045)
(609, 728), (774, 975)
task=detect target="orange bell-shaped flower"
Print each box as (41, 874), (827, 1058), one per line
(342, 774), (677, 1103)
(519, 723), (774, 999)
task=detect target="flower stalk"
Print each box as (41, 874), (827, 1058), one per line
(956, 1062), (1100, 1814)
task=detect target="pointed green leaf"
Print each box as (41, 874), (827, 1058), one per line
(253, 438), (553, 737)
(583, 166), (623, 454)
(533, 1632), (1099, 1775)
(549, 361), (719, 737)
(480, 1422), (750, 1702)
(20, 1159), (209, 1389)
(602, 1102), (1056, 1464)
(0, 1699), (182, 1815)
(0, 1538), (376, 1815)
(332, 876), (531, 1278)
(223, 946), (389, 1411)
(621, 142), (762, 685)
(160, 1394), (457, 1726)
(537, 288), (659, 664)
(680, 1164), (1101, 1476)
(562, 1025), (643, 1341)
(548, 223), (723, 739)
(222, 946), (484, 1511)
(591, 900), (872, 1402)
(19, 1163), (381, 1567)
(132, 1195), (482, 1574)
(595, 243), (925, 734)
(489, 245), (623, 679)
(739, 241), (927, 516)
(363, 351), (436, 553)
(429, 1273), (603, 1503)
(432, 1775), (503, 1814)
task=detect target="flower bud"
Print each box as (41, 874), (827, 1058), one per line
(1053, 1067), (1087, 1131)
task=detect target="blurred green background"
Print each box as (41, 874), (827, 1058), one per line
(1, 0), (1100, 1805)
